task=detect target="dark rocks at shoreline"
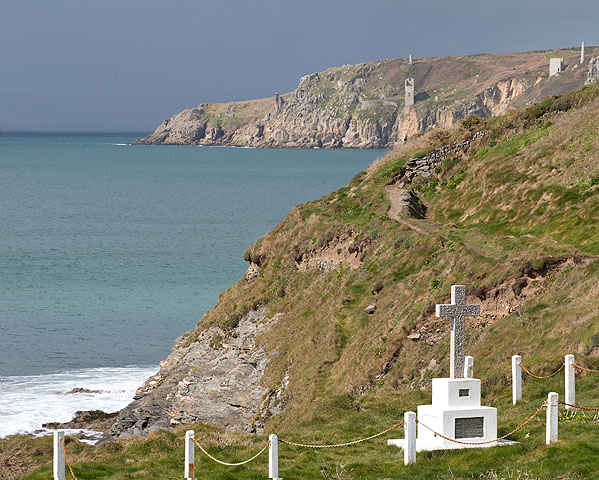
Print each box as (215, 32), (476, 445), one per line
(43, 410), (118, 435)
(61, 387), (105, 395)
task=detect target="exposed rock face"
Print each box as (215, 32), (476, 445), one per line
(104, 307), (282, 440)
(134, 48), (596, 148)
(295, 231), (363, 272)
(586, 57), (599, 84)
(477, 78), (527, 116)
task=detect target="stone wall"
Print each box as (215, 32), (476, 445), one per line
(402, 131), (486, 183)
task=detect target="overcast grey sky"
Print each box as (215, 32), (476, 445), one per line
(1, 0), (597, 132)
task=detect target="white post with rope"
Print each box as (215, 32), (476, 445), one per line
(464, 356), (474, 379)
(565, 354), (575, 411)
(512, 355), (522, 405)
(185, 430), (195, 479)
(404, 411), (416, 465)
(53, 431), (66, 480)
(269, 434), (282, 480)
(546, 392), (558, 444)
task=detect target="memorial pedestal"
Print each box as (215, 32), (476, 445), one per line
(389, 378), (515, 451)
(389, 287), (516, 453)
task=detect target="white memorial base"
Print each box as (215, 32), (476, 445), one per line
(388, 378), (517, 452)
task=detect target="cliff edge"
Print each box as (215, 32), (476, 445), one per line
(134, 46), (599, 148)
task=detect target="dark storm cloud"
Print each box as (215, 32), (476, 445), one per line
(1, 0), (597, 131)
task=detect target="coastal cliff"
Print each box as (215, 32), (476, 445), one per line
(134, 47), (598, 148)
(107, 83), (599, 440)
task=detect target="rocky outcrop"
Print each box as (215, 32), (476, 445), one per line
(477, 78), (527, 116)
(134, 48), (595, 149)
(103, 307), (282, 440)
(295, 231), (363, 272)
(43, 411), (118, 441)
(586, 56), (599, 85)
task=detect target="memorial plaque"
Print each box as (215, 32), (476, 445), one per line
(459, 388), (470, 397)
(455, 417), (484, 439)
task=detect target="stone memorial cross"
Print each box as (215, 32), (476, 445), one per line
(435, 285), (480, 379)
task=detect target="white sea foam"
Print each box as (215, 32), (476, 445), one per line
(0, 365), (157, 438)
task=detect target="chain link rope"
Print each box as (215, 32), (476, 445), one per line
(192, 436), (269, 466)
(416, 402), (547, 446)
(559, 401), (599, 412)
(279, 421), (405, 448)
(520, 362), (564, 379)
(60, 438), (78, 480)
(573, 363), (599, 373)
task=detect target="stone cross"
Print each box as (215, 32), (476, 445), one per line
(435, 285), (480, 379)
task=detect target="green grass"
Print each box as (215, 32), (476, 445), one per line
(19, 380), (599, 479)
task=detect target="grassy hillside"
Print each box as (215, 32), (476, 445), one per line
(10, 84), (599, 479)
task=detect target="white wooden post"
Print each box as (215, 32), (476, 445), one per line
(53, 431), (66, 480)
(546, 392), (558, 444)
(464, 356), (474, 379)
(184, 430), (195, 479)
(512, 355), (522, 405)
(565, 354), (575, 411)
(404, 411), (416, 465)
(269, 434), (282, 480)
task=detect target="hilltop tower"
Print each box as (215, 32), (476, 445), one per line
(581, 41), (585, 64)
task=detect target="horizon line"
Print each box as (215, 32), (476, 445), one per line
(0, 131), (150, 136)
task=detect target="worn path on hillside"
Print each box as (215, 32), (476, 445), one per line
(384, 185), (429, 235)
(385, 184), (488, 258)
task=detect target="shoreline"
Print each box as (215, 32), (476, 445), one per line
(0, 408), (116, 446)
(0, 365), (158, 440)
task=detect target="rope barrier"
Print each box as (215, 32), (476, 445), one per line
(279, 421), (405, 448)
(60, 438), (78, 480)
(520, 362), (564, 379)
(192, 436), (269, 466)
(573, 363), (599, 373)
(416, 402), (547, 446)
(559, 401), (599, 412)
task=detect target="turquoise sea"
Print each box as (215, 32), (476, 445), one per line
(0, 133), (385, 436)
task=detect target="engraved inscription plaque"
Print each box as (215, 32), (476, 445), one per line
(459, 389), (470, 397)
(455, 417), (484, 439)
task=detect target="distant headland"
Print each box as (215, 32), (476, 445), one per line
(134, 46), (599, 149)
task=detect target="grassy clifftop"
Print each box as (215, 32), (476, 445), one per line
(14, 84), (599, 479)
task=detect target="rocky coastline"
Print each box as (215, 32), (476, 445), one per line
(133, 49), (598, 149)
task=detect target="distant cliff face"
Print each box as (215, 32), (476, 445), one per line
(134, 48), (598, 149)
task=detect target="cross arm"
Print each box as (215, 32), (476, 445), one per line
(436, 304), (456, 317)
(464, 304), (481, 316)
